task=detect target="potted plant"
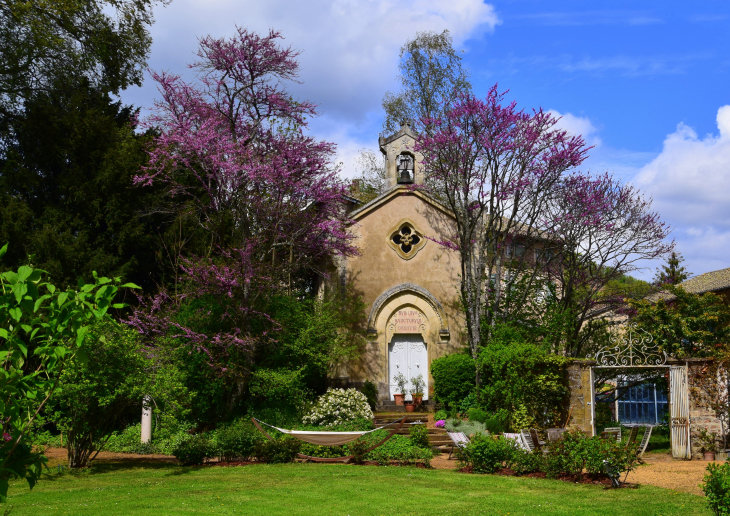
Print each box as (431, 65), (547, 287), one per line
(405, 401), (416, 412)
(410, 374), (425, 406)
(697, 428), (719, 461)
(393, 372), (408, 406)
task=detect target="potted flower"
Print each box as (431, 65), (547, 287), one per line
(393, 372), (408, 406)
(697, 428), (719, 461)
(410, 374), (425, 406)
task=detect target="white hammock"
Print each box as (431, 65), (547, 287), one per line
(253, 418), (406, 446)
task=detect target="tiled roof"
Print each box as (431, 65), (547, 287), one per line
(680, 267), (730, 294)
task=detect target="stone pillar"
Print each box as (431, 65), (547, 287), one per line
(141, 395), (152, 444)
(566, 360), (596, 436)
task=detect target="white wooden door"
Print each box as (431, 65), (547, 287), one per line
(670, 365), (691, 459)
(388, 335), (428, 401)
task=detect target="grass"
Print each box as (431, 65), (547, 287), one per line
(4, 461), (710, 515)
(646, 431), (672, 454)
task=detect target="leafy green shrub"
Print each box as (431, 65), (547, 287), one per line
(361, 380), (379, 411)
(173, 434), (212, 466)
(369, 446), (432, 467)
(458, 392), (478, 414)
(430, 354), (475, 410)
(302, 388), (373, 426)
(484, 415), (505, 435)
(364, 433), (433, 466)
(347, 439), (369, 464)
(215, 420), (262, 461)
(543, 430), (639, 480)
(434, 410), (448, 422)
(479, 340), (570, 430)
(703, 462), (730, 515)
(409, 425), (430, 449)
(459, 434), (517, 473)
(467, 408), (488, 423)
(255, 438), (302, 464)
(509, 448), (544, 475)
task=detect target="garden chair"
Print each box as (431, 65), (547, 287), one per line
(529, 429), (545, 452)
(546, 428), (566, 442)
(446, 431), (470, 460)
(637, 426), (653, 457)
(520, 429), (535, 451)
(603, 427), (622, 443)
(503, 433), (530, 451)
(626, 426), (639, 446)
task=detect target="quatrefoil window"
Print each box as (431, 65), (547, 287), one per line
(387, 220), (426, 260)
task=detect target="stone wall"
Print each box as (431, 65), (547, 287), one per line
(686, 358), (726, 457)
(566, 360), (596, 436)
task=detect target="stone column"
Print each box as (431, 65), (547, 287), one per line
(566, 360), (597, 436)
(141, 395), (152, 444)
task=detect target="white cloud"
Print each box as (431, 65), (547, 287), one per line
(547, 110), (602, 147)
(121, 0), (500, 182)
(124, 0), (499, 123)
(633, 105), (730, 273)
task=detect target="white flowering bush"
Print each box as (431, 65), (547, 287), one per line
(302, 388), (374, 426)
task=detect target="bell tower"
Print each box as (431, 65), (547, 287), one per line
(378, 121), (424, 189)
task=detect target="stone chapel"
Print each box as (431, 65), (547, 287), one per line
(332, 122), (466, 404)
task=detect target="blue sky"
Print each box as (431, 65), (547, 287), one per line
(120, 0), (730, 281)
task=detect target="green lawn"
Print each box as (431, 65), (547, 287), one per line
(5, 462), (709, 515)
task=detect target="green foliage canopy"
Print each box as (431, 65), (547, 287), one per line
(47, 320), (155, 468)
(0, 243), (135, 500)
(478, 327), (570, 430)
(628, 285), (730, 357)
(430, 353), (475, 410)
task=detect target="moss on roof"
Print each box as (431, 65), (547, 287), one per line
(680, 267), (730, 294)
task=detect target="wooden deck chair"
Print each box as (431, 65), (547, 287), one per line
(520, 429), (535, 452)
(626, 427), (639, 446)
(638, 426), (653, 457)
(503, 433), (530, 451)
(529, 429), (545, 452)
(603, 427), (622, 443)
(447, 431), (470, 460)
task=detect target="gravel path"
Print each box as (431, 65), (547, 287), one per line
(431, 451), (712, 496)
(625, 453), (712, 496)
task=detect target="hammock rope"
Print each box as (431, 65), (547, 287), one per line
(251, 416), (408, 463)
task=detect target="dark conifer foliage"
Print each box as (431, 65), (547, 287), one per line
(653, 251), (691, 286)
(0, 79), (165, 291)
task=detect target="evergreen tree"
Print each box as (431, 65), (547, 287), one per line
(0, 79), (168, 291)
(654, 251), (691, 286)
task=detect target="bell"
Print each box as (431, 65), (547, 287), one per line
(399, 168), (411, 183)
(397, 156), (413, 183)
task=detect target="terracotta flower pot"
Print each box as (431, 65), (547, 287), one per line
(393, 393), (405, 406)
(705, 452), (716, 461)
(405, 402), (415, 412)
(412, 394), (423, 406)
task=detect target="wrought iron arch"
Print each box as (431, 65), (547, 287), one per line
(589, 323), (669, 368)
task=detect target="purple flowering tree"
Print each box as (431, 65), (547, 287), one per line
(131, 28), (355, 369)
(545, 172), (673, 356)
(417, 87), (589, 374)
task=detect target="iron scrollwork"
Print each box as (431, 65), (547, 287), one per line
(590, 323), (668, 367)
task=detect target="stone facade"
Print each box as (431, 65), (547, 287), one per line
(330, 125), (466, 401)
